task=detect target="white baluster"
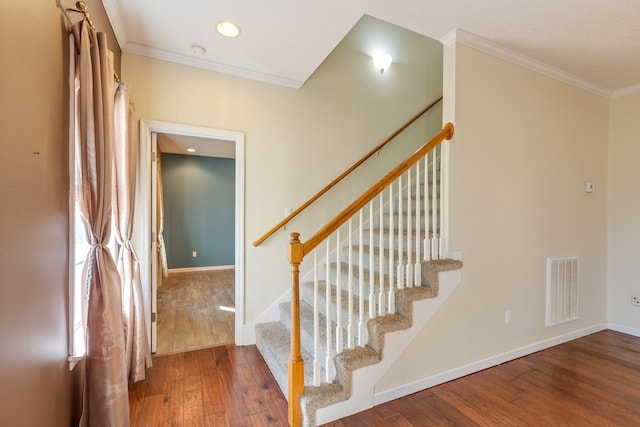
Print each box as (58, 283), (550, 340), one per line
(440, 138), (451, 259)
(378, 193), (386, 315)
(335, 228), (343, 354)
(438, 144), (445, 259)
(424, 153), (431, 261)
(387, 185), (395, 314)
(431, 147), (439, 260)
(368, 202), (376, 318)
(313, 251), (320, 386)
(325, 240), (333, 382)
(396, 175), (405, 290)
(347, 219), (354, 349)
(414, 162), (422, 286)
(406, 168), (413, 288)
(358, 210), (366, 346)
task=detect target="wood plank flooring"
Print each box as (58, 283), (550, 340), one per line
(130, 330), (640, 426)
(157, 269), (235, 355)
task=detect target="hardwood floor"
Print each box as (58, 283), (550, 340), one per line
(156, 269), (235, 356)
(130, 330), (640, 426)
(130, 345), (288, 426)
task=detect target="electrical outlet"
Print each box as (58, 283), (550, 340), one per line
(632, 296), (640, 306)
(192, 251), (197, 258)
(504, 310), (512, 325)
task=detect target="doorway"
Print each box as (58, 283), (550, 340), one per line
(134, 121), (245, 354)
(156, 137), (236, 354)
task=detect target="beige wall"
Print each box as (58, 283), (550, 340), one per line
(122, 16), (444, 325)
(0, 1), (119, 425)
(377, 43), (609, 391)
(0, 2), (71, 425)
(608, 92), (640, 329)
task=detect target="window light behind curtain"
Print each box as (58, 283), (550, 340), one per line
(68, 15), (150, 426)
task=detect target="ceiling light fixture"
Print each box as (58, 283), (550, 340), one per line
(216, 20), (240, 38)
(187, 148), (196, 153)
(373, 54), (392, 73)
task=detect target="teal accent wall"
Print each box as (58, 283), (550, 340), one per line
(162, 153), (235, 268)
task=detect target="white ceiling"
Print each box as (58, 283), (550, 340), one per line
(102, 0), (640, 97)
(157, 133), (235, 159)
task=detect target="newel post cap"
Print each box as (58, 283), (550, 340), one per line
(288, 232), (303, 264)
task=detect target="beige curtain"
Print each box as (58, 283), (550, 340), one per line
(157, 155), (169, 279)
(114, 83), (152, 382)
(73, 19), (130, 427)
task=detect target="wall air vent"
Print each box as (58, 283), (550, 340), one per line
(546, 256), (579, 327)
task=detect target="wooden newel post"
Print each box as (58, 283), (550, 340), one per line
(288, 232), (304, 427)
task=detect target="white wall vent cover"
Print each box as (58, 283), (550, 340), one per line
(546, 256), (579, 327)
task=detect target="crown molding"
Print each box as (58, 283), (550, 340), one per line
(439, 29), (457, 48)
(101, 0), (127, 49)
(123, 43), (304, 89)
(440, 28), (612, 98)
(611, 83), (640, 98)
(102, 0), (302, 88)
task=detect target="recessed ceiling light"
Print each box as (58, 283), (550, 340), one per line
(187, 148), (196, 153)
(190, 44), (206, 55)
(216, 20), (240, 38)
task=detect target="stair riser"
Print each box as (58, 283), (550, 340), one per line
(363, 212), (439, 231)
(381, 193), (441, 214)
(338, 247), (422, 276)
(255, 322), (324, 392)
(332, 230), (436, 254)
(300, 281), (370, 328)
(279, 302), (360, 371)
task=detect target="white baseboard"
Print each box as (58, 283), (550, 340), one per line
(168, 265), (234, 273)
(373, 322), (608, 406)
(607, 322), (640, 337)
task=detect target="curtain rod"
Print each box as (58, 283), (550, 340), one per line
(64, 1), (121, 83)
(66, 1), (95, 30)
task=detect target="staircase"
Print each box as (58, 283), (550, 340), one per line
(254, 123), (460, 426)
(256, 258), (462, 426)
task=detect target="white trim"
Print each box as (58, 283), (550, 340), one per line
(67, 355), (83, 371)
(373, 323), (607, 406)
(440, 29), (612, 98)
(607, 322), (640, 337)
(136, 120), (153, 350)
(123, 43), (304, 89)
(243, 287), (294, 345)
(68, 33), (80, 370)
(611, 83), (640, 98)
(136, 120), (247, 346)
(100, 0), (127, 49)
(439, 29), (457, 48)
(98, 0), (305, 89)
(168, 265), (235, 273)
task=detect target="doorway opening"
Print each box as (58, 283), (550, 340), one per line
(135, 121), (245, 355)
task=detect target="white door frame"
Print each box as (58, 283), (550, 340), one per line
(134, 120), (246, 349)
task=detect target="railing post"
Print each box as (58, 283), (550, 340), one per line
(288, 232), (304, 427)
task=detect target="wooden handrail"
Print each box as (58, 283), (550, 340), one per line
(302, 123), (454, 257)
(286, 123), (453, 426)
(253, 95), (443, 247)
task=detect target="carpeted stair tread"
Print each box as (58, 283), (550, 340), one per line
(279, 299), (355, 362)
(255, 321), (320, 397)
(300, 280), (371, 334)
